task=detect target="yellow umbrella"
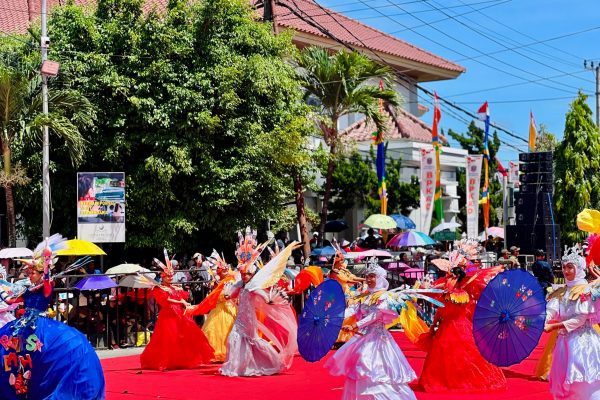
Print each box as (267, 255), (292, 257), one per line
(56, 239), (107, 256)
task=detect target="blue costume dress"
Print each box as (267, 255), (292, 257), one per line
(0, 286), (105, 399)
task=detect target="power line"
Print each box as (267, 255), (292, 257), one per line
(454, 0), (585, 63)
(280, 0), (530, 147)
(275, 0), (505, 22)
(446, 69), (590, 98)
(422, 0), (594, 85)
(360, 0), (591, 95)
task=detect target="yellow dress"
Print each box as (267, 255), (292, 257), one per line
(202, 292), (237, 362)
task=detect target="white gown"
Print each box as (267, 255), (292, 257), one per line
(220, 286), (283, 377)
(324, 291), (417, 400)
(547, 289), (600, 400)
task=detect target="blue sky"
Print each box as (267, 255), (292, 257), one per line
(318, 0), (600, 164)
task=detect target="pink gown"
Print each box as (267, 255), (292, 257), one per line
(220, 285), (297, 376)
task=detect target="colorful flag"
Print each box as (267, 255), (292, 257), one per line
(373, 80), (387, 215)
(495, 156), (508, 177)
(477, 102), (490, 230)
(432, 92), (444, 222)
(529, 111), (537, 152)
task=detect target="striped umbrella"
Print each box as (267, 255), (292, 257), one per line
(387, 231), (436, 248)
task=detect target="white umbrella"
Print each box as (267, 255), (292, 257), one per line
(0, 247), (33, 258)
(346, 249), (393, 260)
(118, 272), (157, 288)
(105, 263), (145, 275)
(430, 222), (462, 235)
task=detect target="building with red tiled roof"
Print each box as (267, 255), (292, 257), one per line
(1, 0), (467, 234)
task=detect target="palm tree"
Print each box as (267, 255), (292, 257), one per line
(0, 66), (92, 246)
(296, 47), (401, 245)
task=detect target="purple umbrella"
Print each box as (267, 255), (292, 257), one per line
(74, 275), (117, 291)
(298, 280), (345, 362)
(473, 270), (546, 367)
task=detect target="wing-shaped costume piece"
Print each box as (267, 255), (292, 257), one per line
(189, 276), (236, 316)
(245, 241), (300, 292)
(288, 266), (324, 295)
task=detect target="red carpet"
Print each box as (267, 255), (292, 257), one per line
(102, 332), (552, 400)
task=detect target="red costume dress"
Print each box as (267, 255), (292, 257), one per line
(418, 272), (507, 393)
(141, 285), (214, 370)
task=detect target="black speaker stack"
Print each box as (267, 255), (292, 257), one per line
(506, 151), (561, 262)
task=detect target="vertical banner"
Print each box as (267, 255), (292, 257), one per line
(420, 148), (436, 234)
(432, 92), (444, 222)
(509, 161), (520, 187)
(477, 101), (491, 231)
(466, 155), (483, 239)
(77, 172), (126, 243)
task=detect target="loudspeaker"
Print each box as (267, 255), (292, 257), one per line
(519, 183), (553, 193)
(519, 152), (553, 162)
(519, 173), (553, 184)
(520, 161), (553, 173)
(515, 192), (555, 225)
(506, 224), (561, 262)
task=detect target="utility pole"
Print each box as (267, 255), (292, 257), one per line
(585, 60), (600, 128)
(41, 0), (51, 238)
(263, 0), (278, 34)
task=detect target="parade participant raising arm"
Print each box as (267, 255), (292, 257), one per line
(0, 235), (105, 400)
(221, 228), (298, 377)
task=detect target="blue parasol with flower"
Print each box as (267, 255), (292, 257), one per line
(297, 279), (345, 362)
(473, 269), (546, 367)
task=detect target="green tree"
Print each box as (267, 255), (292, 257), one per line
(448, 123), (502, 230)
(326, 149), (419, 220)
(9, 0), (314, 252)
(554, 92), (600, 243)
(327, 151), (376, 220)
(296, 47), (401, 245)
(535, 123), (558, 152)
(0, 50), (91, 246)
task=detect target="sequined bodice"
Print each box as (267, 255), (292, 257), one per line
(23, 288), (51, 312)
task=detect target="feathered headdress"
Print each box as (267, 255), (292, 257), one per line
(207, 249), (229, 271)
(153, 248), (174, 277)
(331, 241), (347, 272)
(19, 234), (68, 273)
(236, 227), (268, 274)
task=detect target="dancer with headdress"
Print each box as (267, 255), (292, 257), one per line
(325, 257), (442, 400)
(329, 245), (364, 296)
(0, 235), (105, 399)
(418, 239), (507, 393)
(543, 249), (600, 399)
(220, 228), (299, 377)
(140, 249), (214, 370)
(187, 251), (237, 362)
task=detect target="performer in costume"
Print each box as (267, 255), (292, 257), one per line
(544, 250), (600, 399)
(330, 246), (365, 343)
(187, 250), (237, 362)
(0, 266), (16, 328)
(221, 228), (298, 377)
(419, 240), (507, 393)
(140, 250), (214, 370)
(0, 235), (105, 400)
(324, 259), (418, 400)
(329, 246), (364, 295)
